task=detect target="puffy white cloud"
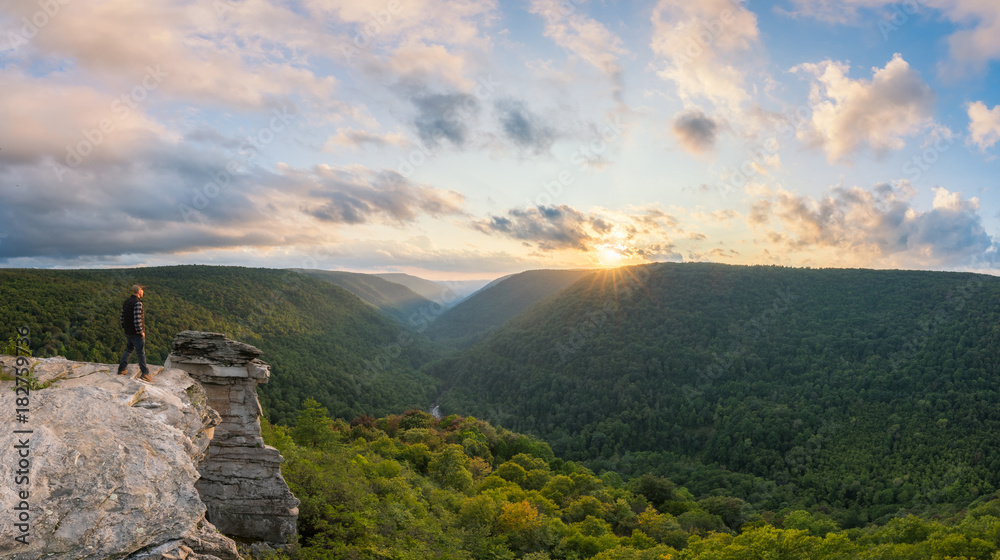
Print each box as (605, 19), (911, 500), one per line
(967, 101), (1000, 151)
(650, 0), (760, 111)
(938, 0), (1000, 66)
(747, 181), (996, 268)
(794, 54), (936, 162)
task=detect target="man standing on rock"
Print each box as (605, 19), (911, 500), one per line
(117, 284), (152, 383)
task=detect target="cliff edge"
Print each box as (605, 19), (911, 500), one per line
(0, 332), (298, 560)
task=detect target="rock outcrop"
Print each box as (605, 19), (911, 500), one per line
(0, 331), (299, 560)
(0, 358), (239, 560)
(165, 331), (299, 544)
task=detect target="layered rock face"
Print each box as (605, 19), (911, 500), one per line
(0, 331), (299, 559)
(0, 358), (239, 560)
(165, 331), (299, 544)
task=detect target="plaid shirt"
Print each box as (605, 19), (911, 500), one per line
(120, 295), (145, 336)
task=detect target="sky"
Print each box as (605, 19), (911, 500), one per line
(1, 0), (999, 280)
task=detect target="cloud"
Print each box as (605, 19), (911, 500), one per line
(298, 166), (465, 225)
(784, 0), (1000, 68)
(0, 69), (171, 166)
(777, 0), (883, 23)
(325, 129), (410, 150)
(470, 204), (697, 266)
(0, 140), (276, 260)
(672, 109), (720, 154)
(747, 181), (997, 268)
(0, 134), (463, 262)
(967, 101), (1000, 152)
(650, 0), (760, 111)
(472, 205), (596, 251)
(0, 0), (340, 110)
(794, 54), (936, 162)
(306, 0), (498, 47)
(304, 0), (499, 99)
(494, 98), (556, 154)
(692, 209), (741, 226)
(528, 0), (628, 107)
(411, 93), (478, 147)
(385, 43), (474, 89)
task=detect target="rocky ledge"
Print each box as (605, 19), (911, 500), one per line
(0, 332), (298, 560)
(166, 331), (299, 545)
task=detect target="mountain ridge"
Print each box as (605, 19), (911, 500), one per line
(427, 262), (1000, 522)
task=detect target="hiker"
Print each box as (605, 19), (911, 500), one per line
(117, 284), (152, 382)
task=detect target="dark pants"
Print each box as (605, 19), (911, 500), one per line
(118, 333), (150, 376)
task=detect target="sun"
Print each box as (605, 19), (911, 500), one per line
(597, 245), (624, 265)
(594, 225), (634, 266)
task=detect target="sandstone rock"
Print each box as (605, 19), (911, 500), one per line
(168, 331), (263, 366)
(166, 333), (299, 544)
(0, 357), (234, 560)
(0, 331), (298, 558)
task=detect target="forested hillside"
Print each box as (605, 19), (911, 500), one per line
(428, 263), (1000, 525)
(0, 266), (439, 424)
(426, 269), (592, 348)
(291, 268), (434, 326)
(259, 402), (1000, 560)
(6, 262), (1000, 536)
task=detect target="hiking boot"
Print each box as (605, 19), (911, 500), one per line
(117, 369), (129, 376)
(138, 372), (153, 383)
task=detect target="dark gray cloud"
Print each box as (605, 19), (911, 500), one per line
(182, 127), (245, 150)
(302, 169), (464, 225)
(673, 109), (719, 154)
(0, 138), (274, 260)
(0, 130), (464, 262)
(412, 93), (478, 147)
(495, 98), (556, 154)
(472, 205), (595, 251)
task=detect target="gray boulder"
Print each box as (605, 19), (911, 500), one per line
(0, 358), (238, 560)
